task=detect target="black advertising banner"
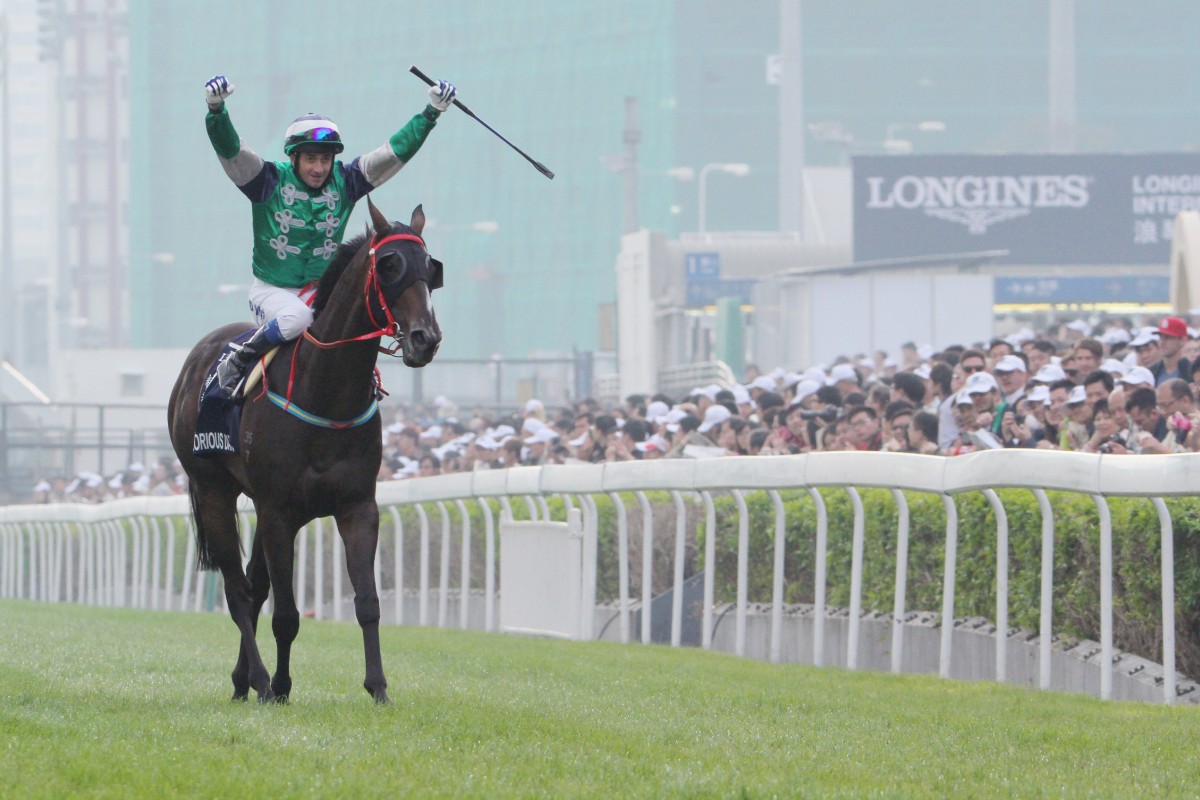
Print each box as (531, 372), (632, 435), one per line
(853, 153), (1200, 265)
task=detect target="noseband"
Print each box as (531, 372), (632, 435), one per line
(363, 232), (427, 352)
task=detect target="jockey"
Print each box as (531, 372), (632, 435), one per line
(203, 73), (456, 396)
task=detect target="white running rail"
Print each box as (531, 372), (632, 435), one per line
(1, 450), (1194, 704)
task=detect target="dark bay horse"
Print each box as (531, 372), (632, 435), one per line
(168, 201), (442, 703)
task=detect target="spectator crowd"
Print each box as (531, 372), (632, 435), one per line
(374, 314), (1200, 480)
(28, 314), (1200, 501)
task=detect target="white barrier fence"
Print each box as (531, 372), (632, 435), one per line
(1, 450), (1195, 704)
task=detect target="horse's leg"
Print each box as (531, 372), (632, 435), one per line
(197, 491), (275, 703)
(231, 531), (271, 701)
(336, 502), (389, 703)
(261, 521), (299, 702)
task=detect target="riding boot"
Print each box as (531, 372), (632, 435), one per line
(216, 319), (287, 396)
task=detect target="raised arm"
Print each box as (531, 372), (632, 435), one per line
(203, 75), (276, 202)
(342, 79), (457, 202)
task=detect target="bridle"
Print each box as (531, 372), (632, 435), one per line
(302, 231), (428, 356)
(265, 230), (435, 423)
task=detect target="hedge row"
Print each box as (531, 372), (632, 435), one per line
(380, 489), (1200, 678)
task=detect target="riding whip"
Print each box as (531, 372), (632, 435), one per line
(409, 65), (555, 180)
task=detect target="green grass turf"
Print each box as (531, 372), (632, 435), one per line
(2, 599), (1199, 798)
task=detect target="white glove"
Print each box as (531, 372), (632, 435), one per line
(204, 75), (234, 108)
(428, 80), (456, 112)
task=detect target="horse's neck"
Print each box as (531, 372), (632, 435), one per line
(293, 265), (381, 416)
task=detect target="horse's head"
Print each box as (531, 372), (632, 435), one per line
(367, 198), (443, 367)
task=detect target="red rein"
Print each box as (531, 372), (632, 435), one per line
(272, 232), (426, 409)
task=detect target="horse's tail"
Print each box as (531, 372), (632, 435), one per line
(187, 483), (219, 572)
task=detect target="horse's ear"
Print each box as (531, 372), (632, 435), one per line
(366, 195), (389, 236)
(410, 204), (426, 237)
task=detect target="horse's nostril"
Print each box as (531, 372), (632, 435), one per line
(409, 329), (427, 347)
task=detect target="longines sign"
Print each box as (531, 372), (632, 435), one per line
(853, 153), (1200, 265)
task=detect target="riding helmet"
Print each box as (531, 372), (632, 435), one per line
(283, 113), (344, 156)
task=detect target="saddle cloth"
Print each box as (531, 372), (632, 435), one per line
(193, 330), (274, 458)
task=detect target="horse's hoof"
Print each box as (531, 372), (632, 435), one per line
(230, 690), (249, 702)
(367, 687), (390, 705)
(271, 678), (292, 699)
(269, 694), (290, 705)
(255, 687), (276, 704)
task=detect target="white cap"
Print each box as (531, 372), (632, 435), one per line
(827, 363), (858, 386)
(1118, 366), (1155, 387)
(917, 344), (934, 360)
(475, 435), (501, 451)
(1129, 329), (1159, 348)
(524, 398), (544, 414)
(108, 474), (123, 490)
(635, 434), (671, 454)
(1033, 363), (1067, 384)
(420, 425), (442, 440)
(567, 432), (589, 447)
(433, 394), (449, 407)
(793, 379), (822, 403)
(953, 389), (974, 406)
(731, 384), (752, 406)
(386, 422), (404, 434)
(749, 375), (777, 392)
(802, 367), (827, 385)
(33, 480), (51, 493)
(127, 462), (145, 473)
(520, 417), (545, 435)
(1099, 328), (1131, 346)
(1026, 385), (1050, 405)
(913, 364), (932, 380)
(1100, 358), (1129, 376)
(993, 354), (1026, 373)
(1066, 319), (1092, 334)
(523, 427), (558, 445)
(697, 404), (732, 433)
(963, 371), (998, 395)
(1067, 385), (1087, 404)
(491, 424), (516, 439)
(662, 407), (688, 432)
(646, 400), (670, 421)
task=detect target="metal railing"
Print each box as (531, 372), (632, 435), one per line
(0, 450), (1192, 704)
(0, 402), (172, 504)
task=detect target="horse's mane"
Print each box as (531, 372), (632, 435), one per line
(310, 228), (372, 319)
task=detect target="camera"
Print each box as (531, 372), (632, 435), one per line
(800, 407), (839, 422)
(1173, 412), (1192, 432)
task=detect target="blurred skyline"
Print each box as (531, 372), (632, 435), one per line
(4, 0), (1200, 391)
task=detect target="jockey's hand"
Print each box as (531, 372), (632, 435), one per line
(204, 75), (235, 109)
(428, 80), (457, 112)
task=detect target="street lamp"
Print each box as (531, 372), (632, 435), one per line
(425, 220), (500, 235)
(883, 120), (946, 154)
(697, 162), (750, 235)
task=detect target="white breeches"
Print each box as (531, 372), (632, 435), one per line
(247, 278), (317, 341)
